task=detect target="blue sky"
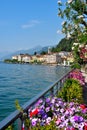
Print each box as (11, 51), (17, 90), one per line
(0, 0), (65, 52)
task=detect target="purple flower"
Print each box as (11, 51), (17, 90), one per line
(45, 107), (50, 112)
(45, 97), (50, 103)
(73, 115), (84, 123)
(31, 118), (38, 126)
(74, 115), (79, 122)
(28, 96), (87, 129)
(78, 116), (84, 122)
(35, 99), (43, 107)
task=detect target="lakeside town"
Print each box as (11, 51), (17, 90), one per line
(4, 47), (74, 66)
(1, 0), (87, 129)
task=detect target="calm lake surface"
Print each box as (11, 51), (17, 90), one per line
(0, 62), (70, 121)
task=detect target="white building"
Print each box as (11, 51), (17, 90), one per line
(12, 54), (32, 63)
(12, 55), (18, 60)
(22, 54), (32, 63)
(48, 47), (51, 54)
(44, 53), (61, 64)
(17, 54), (24, 62)
(58, 51), (70, 57)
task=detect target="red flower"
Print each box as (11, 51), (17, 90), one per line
(22, 122), (24, 130)
(80, 104), (86, 110)
(71, 128), (75, 130)
(84, 122), (87, 130)
(30, 108), (39, 117)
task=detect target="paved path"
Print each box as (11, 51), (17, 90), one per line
(82, 72), (87, 105)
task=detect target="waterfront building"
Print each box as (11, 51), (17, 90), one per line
(22, 54), (32, 63)
(67, 52), (74, 63)
(11, 51), (74, 65)
(58, 51), (74, 65)
(17, 54), (24, 62)
(31, 54), (45, 63)
(44, 53), (62, 64)
(12, 55), (18, 60)
(48, 47), (51, 54)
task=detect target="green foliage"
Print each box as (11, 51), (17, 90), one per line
(40, 51), (47, 55)
(58, 0), (87, 43)
(51, 37), (74, 52)
(72, 44), (84, 65)
(4, 59), (19, 63)
(30, 120), (57, 130)
(6, 125), (13, 130)
(15, 100), (23, 113)
(34, 52), (37, 55)
(71, 62), (81, 69)
(78, 33), (87, 43)
(58, 78), (83, 103)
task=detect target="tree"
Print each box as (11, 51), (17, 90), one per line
(40, 51), (47, 55)
(58, 0), (87, 43)
(34, 51), (37, 55)
(51, 37), (74, 52)
(58, 0), (87, 67)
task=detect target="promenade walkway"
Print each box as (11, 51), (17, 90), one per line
(82, 72), (87, 105)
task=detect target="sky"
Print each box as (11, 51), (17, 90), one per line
(0, 0), (65, 53)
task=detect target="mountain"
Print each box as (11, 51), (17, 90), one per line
(0, 45), (49, 61)
(0, 51), (11, 60)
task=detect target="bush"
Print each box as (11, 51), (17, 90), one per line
(58, 78), (83, 103)
(71, 62), (81, 69)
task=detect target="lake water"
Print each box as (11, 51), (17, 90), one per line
(0, 62), (70, 121)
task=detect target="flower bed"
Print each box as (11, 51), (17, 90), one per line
(24, 97), (87, 130)
(69, 69), (85, 86)
(19, 69), (86, 130)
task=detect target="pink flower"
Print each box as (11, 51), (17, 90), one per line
(56, 118), (61, 125)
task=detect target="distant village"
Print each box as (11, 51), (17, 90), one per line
(5, 48), (74, 66)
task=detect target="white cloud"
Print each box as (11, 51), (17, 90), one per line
(21, 20), (40, 29)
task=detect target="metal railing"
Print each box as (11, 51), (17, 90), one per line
(0, 69), (73, 130)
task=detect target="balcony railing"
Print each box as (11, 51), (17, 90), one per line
(0, 69), (74, 130)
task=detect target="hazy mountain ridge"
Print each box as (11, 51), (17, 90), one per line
(0, 45), (49, 61)
(0, 38), (74, 61)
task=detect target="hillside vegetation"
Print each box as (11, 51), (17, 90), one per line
(51, 37), (74, 52)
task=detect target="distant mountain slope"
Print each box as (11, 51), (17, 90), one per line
(1, 37), (74, 61)
(0, 45), (49, 61)
(0, 51), (11, 60)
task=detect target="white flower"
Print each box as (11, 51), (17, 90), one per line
(62, 28), (66, 33)
(67, 32), (71, 38)
(57, 0), (62, 4)
(79, 44), (84, 48)
(60, 108), (64, 113)
(46, 117), (51, 124)
(85, 45), (87, 48)
(74, 25), (78, 29)
(72, 46), (74, 50)
(78, 15), (84, 19)
(67, 0), (73, 4)
(61, 21), (66, 25)
(73, 43), (79, 46)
